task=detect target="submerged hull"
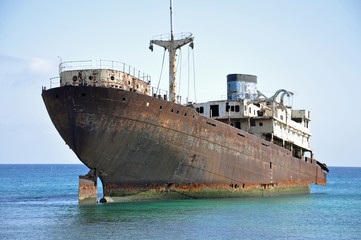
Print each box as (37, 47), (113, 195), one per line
(42, 86), (326, 202)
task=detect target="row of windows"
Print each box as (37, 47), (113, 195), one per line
(160, 105), (194, 118)
(195, 104), (261, 116)
(196, 104), (241, 114)
(226, 104), (240, 112)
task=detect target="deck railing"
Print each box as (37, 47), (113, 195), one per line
(59, 60), (151, 83)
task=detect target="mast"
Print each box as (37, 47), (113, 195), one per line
(170, 0), (174, 40)
(150, 0), (194, 103)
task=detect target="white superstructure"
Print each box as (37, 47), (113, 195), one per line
(195, 74), (313, 160)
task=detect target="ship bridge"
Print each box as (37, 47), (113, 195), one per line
(195, 74), (314, 160)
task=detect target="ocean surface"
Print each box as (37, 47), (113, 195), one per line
(0, 165), (360, 240)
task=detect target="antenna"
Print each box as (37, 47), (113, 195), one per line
(149, 0), (194, 104)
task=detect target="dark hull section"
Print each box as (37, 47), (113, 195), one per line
(42, 86), (326, 201)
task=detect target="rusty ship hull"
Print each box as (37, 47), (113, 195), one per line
(42, 85), (326, 202)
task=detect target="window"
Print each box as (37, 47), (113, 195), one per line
(250, 119), (256, 126)
(235, 105), (240, 112)
(210, 105), (219, 117)
(226, 104), (230, 112)
(249, 107), (251, 114)
(200, 107), (204, 114)
(231, 106), (235, 112)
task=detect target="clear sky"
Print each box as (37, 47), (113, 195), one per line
(0, 0), (360, 166)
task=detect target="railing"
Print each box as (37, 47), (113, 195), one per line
(49, 77), (60, 88)
(151, 32), (193, 41)
(152, 87), (168, 100)
(59, 60), (151, 83)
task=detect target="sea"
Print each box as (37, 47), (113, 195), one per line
(0, 165), (360, 240)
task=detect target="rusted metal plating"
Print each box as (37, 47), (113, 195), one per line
(78, 169), (97, 205)
(42, 85), (327, 202)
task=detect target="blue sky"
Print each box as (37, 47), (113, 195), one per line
(0, 0), (360, 166)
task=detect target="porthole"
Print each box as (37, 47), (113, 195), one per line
(89, 76), (93, 80)
(72, 76), (77, 81)
(259, 122), (263, 127)
(176, 110), (179, 114)
(110, 76), (115, 81)
(55, 94), (59, 99)
(122, 97), (126, 102)
(160, 106), (163, 110)
(184, 113), (187, 116)
(171, 109), (174, 112)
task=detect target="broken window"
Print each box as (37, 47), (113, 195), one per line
(250, 119), (256, 126)
(226, 103), (230, 112)
(210, 105), (219, 117)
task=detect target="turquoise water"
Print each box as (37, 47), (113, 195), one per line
(0, 165), (360, 239)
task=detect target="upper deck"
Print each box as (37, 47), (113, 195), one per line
(49, 60), (153, 97)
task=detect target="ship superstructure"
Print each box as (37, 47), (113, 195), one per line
(195, 74), (315, 161)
